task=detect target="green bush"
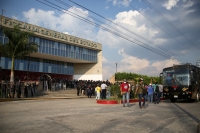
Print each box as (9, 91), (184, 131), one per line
(115, 72), (159, 84)
(110, 83), (121, 99)
(111, 72), (159, 99)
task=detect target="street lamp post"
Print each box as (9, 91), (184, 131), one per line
(115, 62), (118, 83)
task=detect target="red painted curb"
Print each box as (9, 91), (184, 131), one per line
(97, 100), (118, 104)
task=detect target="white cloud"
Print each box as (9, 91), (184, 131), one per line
(151, 59), (180, 70)
(102, 48), (180, 80)
(108, 49), (179, 77)
(12, 15), (18, 20)
(63, 32), (70, 35)
(23, 8), (58, 28)
(163, 0), (179, 10)
(154, 38), (167, 45)
(182, 0), (194, 8)
(118, 48), (150, 71)
(103, 65), (115, 80)
(107, 0), (132, 7)
(137, 25), (147, 34)
(105, 6), (109, 10)
(102, 56), (108, 63)
(21, 1), (200, 81)
(22, 7), (95, 37)
(115, 10), (139, 26)
(148, 29), (158, 38)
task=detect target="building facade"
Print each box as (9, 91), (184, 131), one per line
(0, 16), (102, 81)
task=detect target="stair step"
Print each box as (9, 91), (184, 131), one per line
(43, 89), (77, 94)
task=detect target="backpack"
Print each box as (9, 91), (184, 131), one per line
(155, 85), (159, 92)
(87, 88), (92, 93)
(142, 88), (147, 95)
(139, 84), (147, 94)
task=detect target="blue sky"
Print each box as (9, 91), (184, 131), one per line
(1, 0), (200, 80)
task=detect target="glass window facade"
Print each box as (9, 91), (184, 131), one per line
(0, 29), (98, 75)
(30, 36), (97, 62)
(1, 56), (74, 75)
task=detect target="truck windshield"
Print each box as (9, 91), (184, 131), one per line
(162, 67), (190, 86)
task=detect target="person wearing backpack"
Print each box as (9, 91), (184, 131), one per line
(87, 86), (92, 98)
(135, 78), (146, 109)
(154, 82), (160, 104)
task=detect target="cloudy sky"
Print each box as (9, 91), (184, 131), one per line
(1, 0), (200, 80)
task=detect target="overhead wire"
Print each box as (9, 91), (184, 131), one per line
(39, 0), (188, 60)
(37, 0), (174, 59)
(67, 0), (180, 57)
(36, 0), (189, 64)
(123, 0), (200, 57)
(57, 0), (189, 63)
(65, 0), (188, 66)
(143, 0), (200, 52)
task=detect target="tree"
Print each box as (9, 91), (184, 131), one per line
(0, 25), (38, 83)
(115, 72), (159, 84)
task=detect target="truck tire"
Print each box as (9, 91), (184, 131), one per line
(170, 98), (177, 103)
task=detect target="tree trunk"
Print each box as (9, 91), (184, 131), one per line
(10, 57), (15, 83)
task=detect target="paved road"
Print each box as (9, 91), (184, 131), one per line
(0, 99), (199, 133)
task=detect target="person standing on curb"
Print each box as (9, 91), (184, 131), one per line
(135, 78), (146, 109)
(120, 79), (130, 107)
(95, 84), (101, 100)
(101, 81), (107, 99)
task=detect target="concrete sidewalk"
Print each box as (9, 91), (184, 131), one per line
(0, 89), (88, 102)
(0, 96), (87, 102)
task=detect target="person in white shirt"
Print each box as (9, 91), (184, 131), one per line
(101, 81), (107, 99)
(158, 83), (163, 98)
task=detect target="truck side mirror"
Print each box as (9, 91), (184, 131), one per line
(160, 73), (163, 77)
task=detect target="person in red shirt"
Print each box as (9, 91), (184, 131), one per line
(120, 79), (130, 107)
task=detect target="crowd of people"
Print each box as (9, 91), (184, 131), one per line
(0, 78), (112, 99)
(120, 78), (163, 109)
(0, 76), (164, 110)
(0, 80), (37, 98)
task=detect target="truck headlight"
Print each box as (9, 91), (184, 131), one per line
(182, 87), (188, 91)
(164, 88), (169, 92)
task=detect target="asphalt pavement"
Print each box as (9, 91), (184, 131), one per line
(0, 98), (199, 133)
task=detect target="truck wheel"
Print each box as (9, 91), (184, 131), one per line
(170, 98), (177, 103)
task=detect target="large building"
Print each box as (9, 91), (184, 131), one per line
(0, 15), (102, 81)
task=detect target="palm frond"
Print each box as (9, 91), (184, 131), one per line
(2, 25), (38, 58)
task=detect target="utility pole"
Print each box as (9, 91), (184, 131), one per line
(116, 62), (117, 73)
